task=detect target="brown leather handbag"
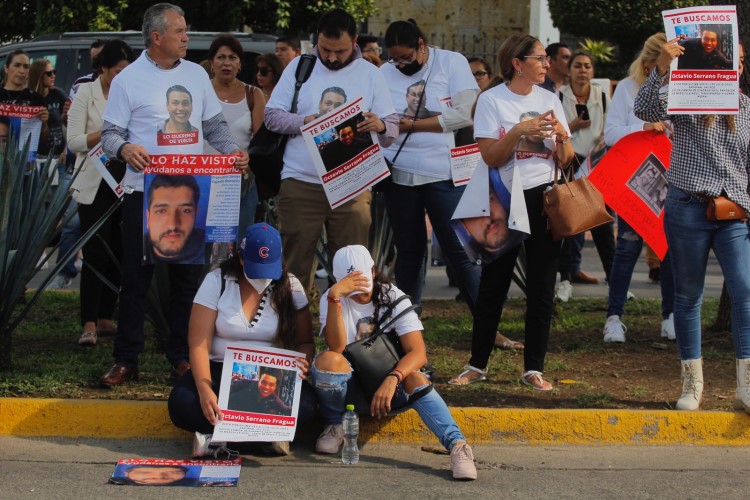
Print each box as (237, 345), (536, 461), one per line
(543, 159), (614, 241)
(707, 196), (748, 221)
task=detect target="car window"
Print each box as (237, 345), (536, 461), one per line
(27, 51), (58, 67)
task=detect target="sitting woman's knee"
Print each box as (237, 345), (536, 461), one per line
(403, 371), (430, 393)
(314, 350), (351, 373)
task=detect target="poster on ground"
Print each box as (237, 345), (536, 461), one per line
(0, 103), (43, 162)
(213, 344), (304, 442)
(588, 131), (672, 259)
(301, 97), (390, 209)
(142, 154), (241, 265)
(451, 160), (530, 266)
(109, 458), (241, 487)
(662, 5), (739, 114)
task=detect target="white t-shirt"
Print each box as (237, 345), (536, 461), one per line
(318, 285), (423, 345)
(474, 83), (571, 190)
(380, 47), (478, 178)
(103, 53), (223, 192)
(266, 56), (396, 185)
(204, 97), (252, 154)
(193, 269), (309, 362)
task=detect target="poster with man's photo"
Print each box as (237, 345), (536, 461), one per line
(142, 155), (241, 265)
(212, 344), (304, 442)
(451, 160), (530, 266)
(301, 97), (390, 209)
(662, 5), (739, 114)
(0, 103), (43, 162)
(109, 458), (241, 487)
(588, 131), (672, 259)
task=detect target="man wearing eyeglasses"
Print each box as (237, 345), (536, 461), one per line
(264, 8), (399, 295)
(357, 34), (383, 67)
(539, 42), (571, 93)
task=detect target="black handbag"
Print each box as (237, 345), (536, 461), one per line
(248, 54), (316, 199)
(343, 295), (420, 401)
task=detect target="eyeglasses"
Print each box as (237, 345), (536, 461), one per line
(44, 70), (56, 77)
(362, 46), (383, 55)
(523, 55), (550, 64)
(257, 67), (272, 76)
(472, 71), (489, 78)
(386, 50), (418, 66)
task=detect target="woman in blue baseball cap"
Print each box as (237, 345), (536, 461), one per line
(168, 223), (315, 456)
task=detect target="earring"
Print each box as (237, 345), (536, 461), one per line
(517, 70), (522, 76)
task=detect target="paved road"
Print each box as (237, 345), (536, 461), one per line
(1, 437), (748, 499)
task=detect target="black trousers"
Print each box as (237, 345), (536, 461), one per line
(77, 180), (122, 326)
(112, 192), (201, 368)
(469, 183), (561, 373)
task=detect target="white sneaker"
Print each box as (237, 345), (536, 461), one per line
(192, 432), (231, 458)
(49, 274), (73, 289)
(603, 315), (626, 343)
(450, 442), (477, 480)
(315, 424), (344, 454)
(315, 267), (328, 279)
(661, 313), (676, 340)
(74, 257), (83, 273)
(555, 280), (572, 302)
(627, 290), (636, 301)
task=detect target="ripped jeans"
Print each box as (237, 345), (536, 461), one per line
(310, 356), (467, 452)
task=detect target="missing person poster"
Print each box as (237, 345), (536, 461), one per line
(142, 154), (241, 265)
(301, 97), (390, 209)
(588, 131), (672, 259)
(0, 103), (43, 162)
(109, 458), (241, 487)
(212, 344), (305, 442)
(662, 5), (739, 114)
(451, 161), (530, 266)
(438, 96), (481, 186)
(88, 143), (125, 198)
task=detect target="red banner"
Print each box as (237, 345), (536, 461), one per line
(588, 131), (672, 259)
(0, 103), (43, 119)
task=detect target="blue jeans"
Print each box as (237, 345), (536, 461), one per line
(664, 186), (750, 360)
(607, 215), (674, 319)
(54, 169), (81, 279)
(237, 180), (259, 240)
(384, 181), (480, 313)
(310, 357), (466, 451)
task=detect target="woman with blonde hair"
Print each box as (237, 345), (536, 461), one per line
(601, 33), (675, 345)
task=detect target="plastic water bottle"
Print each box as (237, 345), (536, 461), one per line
(341, 404), (359, 465)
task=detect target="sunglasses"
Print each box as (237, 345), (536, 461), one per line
(44, 70), (56, 77)
(257, 67), (272, 76)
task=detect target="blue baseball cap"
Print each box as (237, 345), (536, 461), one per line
(240, 223), (282, 280)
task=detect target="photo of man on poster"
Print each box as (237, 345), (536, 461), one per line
(318, 114), (373, 172)
(677, 24), (733, 70)
(227, 366), (293, 416)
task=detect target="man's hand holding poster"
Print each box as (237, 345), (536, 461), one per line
(301, 97), (390, 208)
(143, 155), (241, 265)
(213, 344), (304, 442)
(0, 103), (43, 162)
(588, 131), (672, 259)
(662, 5), (739, 114)
(451, 160), (530, 266)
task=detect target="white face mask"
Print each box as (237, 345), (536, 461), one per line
(247, 278), (272, 294)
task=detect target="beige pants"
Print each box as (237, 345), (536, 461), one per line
(276, 178), (371, 295)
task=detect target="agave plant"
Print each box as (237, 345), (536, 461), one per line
(0, 131), (120, 370)
(578, 38), (616, 64)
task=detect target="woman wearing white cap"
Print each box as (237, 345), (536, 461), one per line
(168, 223), (316, 456)
(310, 245), (477, 480)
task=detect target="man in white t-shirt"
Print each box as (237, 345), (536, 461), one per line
(265, 8), (399, 295)
(99, 3), (249, 387)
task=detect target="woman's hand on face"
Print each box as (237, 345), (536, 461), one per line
(371, 376), (398, 419)
(295, 356), (309, 380)
(198, 385), (222, 426)
(328, 271), (370, 300)
(657, 38), (684, 75)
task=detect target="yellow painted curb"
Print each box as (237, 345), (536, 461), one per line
(3, 398), (750, 445)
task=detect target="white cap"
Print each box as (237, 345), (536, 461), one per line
(332, 245), (374, 295)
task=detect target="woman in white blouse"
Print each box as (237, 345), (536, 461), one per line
(67, 40), (135, 346)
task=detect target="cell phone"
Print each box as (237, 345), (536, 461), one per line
(575, 104), (590, 121)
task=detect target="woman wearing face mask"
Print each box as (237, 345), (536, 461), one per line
(168, 223), (316, 456)
(379, 19), (481, 314)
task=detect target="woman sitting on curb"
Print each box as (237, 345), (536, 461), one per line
(310, 245), (477, 480)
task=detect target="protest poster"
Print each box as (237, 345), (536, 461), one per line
(213, 344), (304, 442)
(142, 154), (241, 265)
(662, 5), (739, 114)
(0, 103), (43, 162)
(301, 97), (390, 209)
(451, 160), (530, 266)
(87, 143), (126, 198)
(588, 131), (672, 259)
(109, 458), (241, 487)
(437, 96), (481, 186)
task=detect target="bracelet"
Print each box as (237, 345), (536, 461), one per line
(385, 373), (400, 383)
(555, 134), (569, 145)
(326, 295), (341, 304)
(390, 369), (404, 383)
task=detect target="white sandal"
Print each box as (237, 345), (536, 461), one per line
(521, 370), (553, 391)
(448, 366), (488, 385)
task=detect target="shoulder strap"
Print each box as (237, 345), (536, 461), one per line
(602, 90), (607, 114)
(376, 294), (417, 333)
(245, 84), (255, 112)
(559, 91), (563, 102)
(290, 54), (316, 114)
(220, 267), (228, 297)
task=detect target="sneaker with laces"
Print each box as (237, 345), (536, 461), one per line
(192, 432), (236, 458)
(78, 331), (97, 346)
(450, 442), (477, 480)
(315, 424), (344, 454)
(555, 280), (572, 302)
(603, 315), (626, 343)
(661, 313), (676, 340)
